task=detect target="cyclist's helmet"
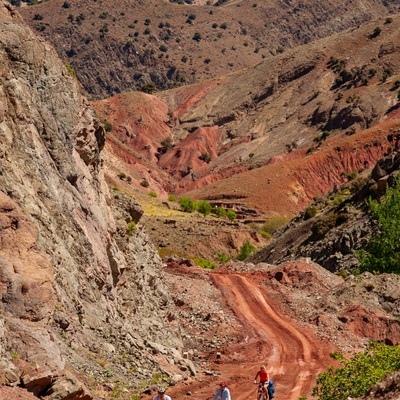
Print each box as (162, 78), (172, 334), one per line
(269, 380), (274, 385)
(158, 388), (166, 394)
(220, 382), (227, 387)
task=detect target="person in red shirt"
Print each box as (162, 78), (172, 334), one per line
(253, 365), (269, 398)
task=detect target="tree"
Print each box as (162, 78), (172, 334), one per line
(313, 342), (400, 400)
(237, 241), (256, 261)
(197, 200), (211, 217)
(192, 32), (202, 42)
(357, 176), (400, 274)
(179, 197), (196, 213)
(226, 210), (237, 221)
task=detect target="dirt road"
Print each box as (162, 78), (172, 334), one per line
(170, 270), (337, 400)
(213, 273), (336, 400)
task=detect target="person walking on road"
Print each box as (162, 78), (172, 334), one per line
(153, 387), (171, 400)
(213, 381), (231, 400)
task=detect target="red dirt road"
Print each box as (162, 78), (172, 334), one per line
(171, 270), (337, 400)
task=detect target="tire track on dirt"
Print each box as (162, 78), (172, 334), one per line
(213, 273), (331, 400)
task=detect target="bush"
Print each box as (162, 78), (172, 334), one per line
(213, 206), (226, 217)
(179, 197), (196, 213)
(216, 252), (231, 263)
(160, 137), (173, 153)
(126, 221), (137, 236)
(140, 179), (149, 188)
(197, 200), (211, 217)
(149, 191), (157, 197)
(313, 342), (400, 400)
(141, 82), (156, 93)
(226, 210), (237, 221)
(237, 241), (256, 261)
(103, 120), (112, 132)
(168, 194), (176, 202)
(195, 257), (217, 269)
(199, 152), (212, 163)
(370, 26), (381, 38)
(357, 176), (400, 274)
(304, 206), (317, 220)
(312, 214), (338, 237)
(192, 32), (202, 42)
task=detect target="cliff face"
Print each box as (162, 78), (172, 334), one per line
(0, 2), (182, 398)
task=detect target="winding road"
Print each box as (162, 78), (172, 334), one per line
(172, 271), (337, 400)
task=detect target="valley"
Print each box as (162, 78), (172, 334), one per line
(0, 1), (399, 400)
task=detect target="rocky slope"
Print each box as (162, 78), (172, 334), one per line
(0, 3), (190, 399)
(249, 149), (400, 273)
(17, 0), (400, 99)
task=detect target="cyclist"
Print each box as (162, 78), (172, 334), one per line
(253, 365), (269, 398)
(213, 381), (231, 400)
(153, 387), (171, 400)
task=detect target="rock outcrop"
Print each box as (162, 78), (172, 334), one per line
(0, 2), (183, 398)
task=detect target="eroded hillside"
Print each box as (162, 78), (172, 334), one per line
(93, 14), (400, 221)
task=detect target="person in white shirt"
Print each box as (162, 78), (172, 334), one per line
(153, 387), (171, 400)
(213, 381), (231, 400)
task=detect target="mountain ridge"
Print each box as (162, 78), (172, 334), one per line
(17, 0), (400, 99)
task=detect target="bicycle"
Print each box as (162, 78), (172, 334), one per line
(255, 382), (269, 400)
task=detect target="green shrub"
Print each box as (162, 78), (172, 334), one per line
(260, 231), (271, 239)
(313, 342), (400, 400)
(64, 63), (77, 79)
(102, 120), (112, 132)
(117, 172), (126, 180)
(149, 191), (157, 197)
(304, 206), (317, 220)
(168, 194), (176, 202)
(126, 221), (137, 236)
(199, 152), (212, 163)
(346, 171), (357, 181)
(357, 176), (400, 274)
(192, 32), (202, 42)
(197, 200), (211, 216)
(216, 252), (231, 263)
(331, 194), (345, 207)
(179, 197), (196, 213)
(312, 214), (338, 237)
(195, 258), (217, 269)
(226, 210), (237, 221)
(141, 82), (156, 93)
(237, 241), (256, 261)
(371, 26), (381, 38)
(213, 206), (226, 217)
(140, 179), (149, 188)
